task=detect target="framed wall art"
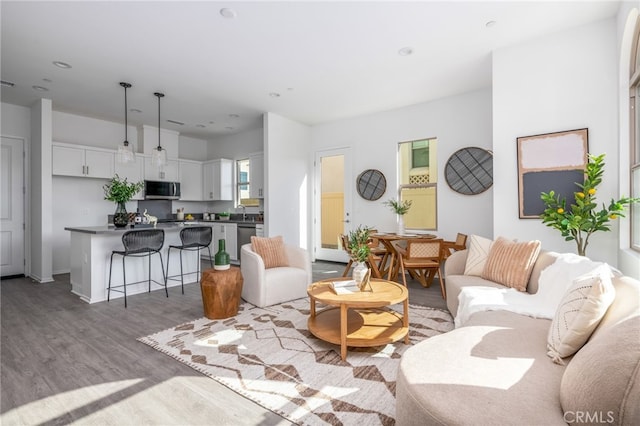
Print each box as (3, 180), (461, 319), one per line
(517, 128), (588, 219)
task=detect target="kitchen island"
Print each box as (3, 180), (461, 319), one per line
(66, 223), (212, 304)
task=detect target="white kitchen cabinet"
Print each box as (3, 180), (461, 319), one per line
(144, 156), (179, 181)
(203, 159), (233, 201)
(52, 143), (114, 179)
(113, 155), (145, 200)
(212, 222), (238, 261)
(249, 152), (264, 198)
(179, 160), (203, 201)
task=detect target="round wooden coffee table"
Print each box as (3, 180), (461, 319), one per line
(307, 278), (409, 361)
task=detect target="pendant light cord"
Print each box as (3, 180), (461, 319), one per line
(120, 82), (132, 147)
(154, 92), (164, 151)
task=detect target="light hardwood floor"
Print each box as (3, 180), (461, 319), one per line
(0, 261), (447, 425)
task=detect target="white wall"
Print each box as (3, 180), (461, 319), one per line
(264, 113), (311, 249)
(30, 99), (54, 282)
(208, 127), (263, 160)
(493, 18), (620, 267)
(1, 103), (31, 138)
(54, 110), (139, 151)
(311, 88), (494, 243)
(179, 135), (209, 160)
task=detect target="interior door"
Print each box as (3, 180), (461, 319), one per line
(315, 148), (352, 262)
(1, 137), (25, 277)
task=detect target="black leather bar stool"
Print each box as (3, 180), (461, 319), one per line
(166, 226), (213, 294)
(107, 229), (167, 308)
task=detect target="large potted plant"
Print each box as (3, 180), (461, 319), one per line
(103, 174), (144, 228)
(348, 225), (373, 290)
(383, 198), (412, 235)
(540, 153), (638, 256)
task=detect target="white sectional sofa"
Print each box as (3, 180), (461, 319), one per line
(396, 246), (640, 425)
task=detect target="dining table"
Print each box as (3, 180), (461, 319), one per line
(370, 232), (438, 281)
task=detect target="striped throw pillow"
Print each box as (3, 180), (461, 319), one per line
(481, 237), (541, 291)
(251, 235), (288, 269)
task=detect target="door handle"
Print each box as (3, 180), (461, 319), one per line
(343, 219), (350, 223)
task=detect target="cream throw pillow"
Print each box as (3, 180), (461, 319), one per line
(463, 235), (494, 276)
(481, 237), (541, 291)
(251, 235), (288, 269)
(560, 317), (640, 425)
(547, 264), (615, 364)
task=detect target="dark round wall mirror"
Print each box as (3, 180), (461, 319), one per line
(445, 147), (493, 195)
(356, 169), (386, 201)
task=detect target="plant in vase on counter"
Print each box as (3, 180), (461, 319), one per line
(103, 174), (144, 228)
(218, 212), (231, 221)
(348, 225), (373, 290)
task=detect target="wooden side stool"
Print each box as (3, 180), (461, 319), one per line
(200, 267), (243, 319)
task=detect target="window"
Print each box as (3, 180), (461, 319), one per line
(631, 19), (640, 251)
(411, 140), (429, 168)
(398, 138), (437, 230)
(236, 158), (251, 205)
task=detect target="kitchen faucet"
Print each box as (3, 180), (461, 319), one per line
(238, 204), (246, 221)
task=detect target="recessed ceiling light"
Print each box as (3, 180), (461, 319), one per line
(209, 121), (215, 124)
(269, 92), (281, 98)
(225, 126), (234, 130)
(486, 21), (497, 28)
(196, 124), (206, 128)
(53, 61), (72, 69)
(229, 113), (240, 118)
(398, 47), (414, 56)
(130, 108), (142, 113)
(43, 78), (53, 83)
(1, 80), (15, 87)
(220, 8), (237, 19)
(32, 85), (49, 91)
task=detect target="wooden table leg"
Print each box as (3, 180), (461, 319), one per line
(340, 303), (347, 361)
(403, 297), (410, 344)
(310, 295), (316, 318)
(387, 252), (396, 280)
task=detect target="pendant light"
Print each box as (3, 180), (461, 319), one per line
(117, 82), (135, 164)
(151, 91), (167, 167)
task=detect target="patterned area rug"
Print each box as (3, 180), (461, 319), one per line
(138, 298), (453, 425)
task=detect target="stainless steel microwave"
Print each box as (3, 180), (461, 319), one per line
(144, 180), (180, 200)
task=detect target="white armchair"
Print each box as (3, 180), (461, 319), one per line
(240, 243), (312, 307)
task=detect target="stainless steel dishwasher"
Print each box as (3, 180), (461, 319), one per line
(237, 223), (257, 260)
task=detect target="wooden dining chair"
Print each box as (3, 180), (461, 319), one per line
(367, 230), (390, 277)
(394, 238), (446, 298)
(442, 233), (468, 260)
(340, 234), (354, 276)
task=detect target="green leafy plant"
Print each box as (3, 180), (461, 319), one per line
(540, 153), (638, 256)
(218, 211), (231, 217)
(348, 225), (372, 262)
(383, 198), (412, 215)
(103, 174), (143, 204)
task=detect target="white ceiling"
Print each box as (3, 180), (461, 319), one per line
(1, 1), (621, 141)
